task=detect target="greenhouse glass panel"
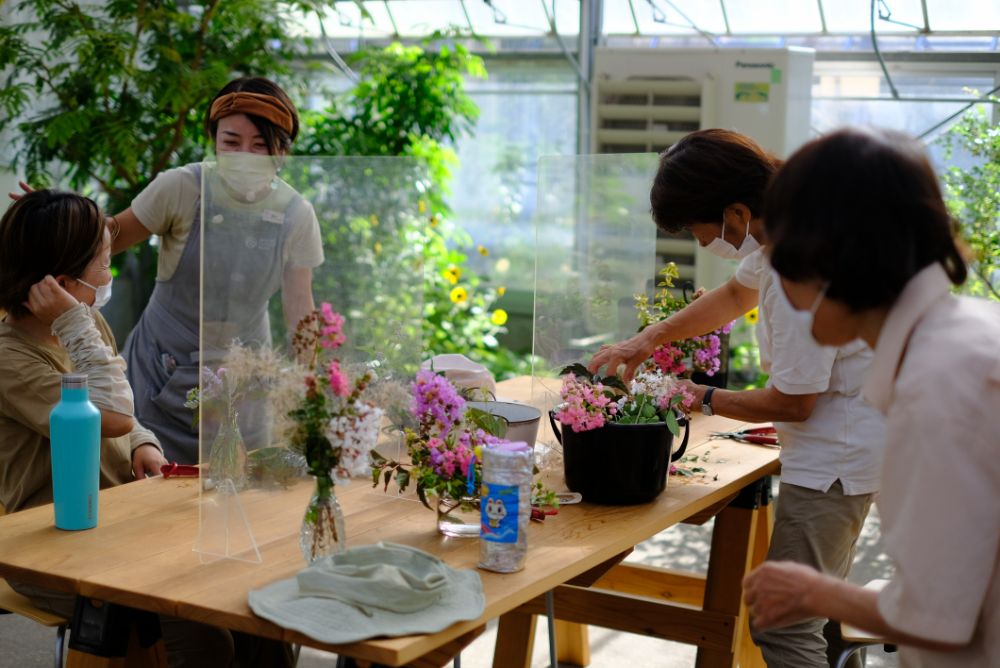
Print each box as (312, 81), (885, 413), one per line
(723, 0), (822, 34)
(822, 0), (925, 34)
(383, 1), (473, 36)
(195, 155), (425, 562)
(531, 153), (658, 414)
(623, 0), (727, 35)
(461, 0), (553, 36)
(926, 0), (1000, 31)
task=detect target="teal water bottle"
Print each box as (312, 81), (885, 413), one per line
(49, 373), (101, 530)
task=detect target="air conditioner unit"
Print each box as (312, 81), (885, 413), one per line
(591, 47), (814, 291)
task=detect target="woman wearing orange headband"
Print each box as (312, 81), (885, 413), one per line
(109, 77), (322, 465)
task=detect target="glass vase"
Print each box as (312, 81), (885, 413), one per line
(436, 494), (481, 538)
(208, 409), (248, 492)
(300, 477), (346, 564)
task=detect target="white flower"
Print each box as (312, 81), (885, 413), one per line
(326, 403), (384, 483)
(629, 369), (680, 402)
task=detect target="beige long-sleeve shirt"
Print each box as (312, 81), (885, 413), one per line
(0, 311), (160, 513)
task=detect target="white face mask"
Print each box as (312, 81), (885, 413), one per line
(216, 152), (278, 202)
(704, 216), (761, 260)
(779, 280), (828, 344)
(78, 276), (113, 310)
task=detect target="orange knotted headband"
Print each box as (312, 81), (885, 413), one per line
(208, 92), (295, 135)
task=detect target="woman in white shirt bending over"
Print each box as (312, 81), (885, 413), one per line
(744, 126), (1000, 668)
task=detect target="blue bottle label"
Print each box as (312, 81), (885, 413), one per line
(480, 483), (518, 543)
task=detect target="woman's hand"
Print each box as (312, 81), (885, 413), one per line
(743, 561), (826, 630)
(586, 328), (658, 381)
(132, 444), (167, 480)
(8, 180), (33, 201)
(677, 379), (707, 412)
(24, 276), (80, 325)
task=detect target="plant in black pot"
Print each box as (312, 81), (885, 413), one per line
(549, 363), (692, 505)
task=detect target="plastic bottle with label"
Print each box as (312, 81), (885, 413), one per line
(479, 441), (533, 573)
(49, 373), (101, 530)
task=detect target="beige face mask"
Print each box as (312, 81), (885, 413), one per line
(216, 152), (279, 202)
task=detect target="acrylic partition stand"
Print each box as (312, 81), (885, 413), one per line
(530, 153), (659, 462)
(195, 155), (425, 561)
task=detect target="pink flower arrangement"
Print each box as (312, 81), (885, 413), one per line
(371, 370), (507, 506)
(636, 263), (735, 379)
(555, 374), (619, 432)
(554, 364), (689, 436)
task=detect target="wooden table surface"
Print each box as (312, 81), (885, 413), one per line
(0, 376), (780, 666)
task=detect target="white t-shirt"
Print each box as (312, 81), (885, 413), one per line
(734, 250), (885, 495)
(131, 163), (324, 282)
(865, 264), (1000, 668)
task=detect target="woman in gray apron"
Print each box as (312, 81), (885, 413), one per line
(111, 77), (322, 464)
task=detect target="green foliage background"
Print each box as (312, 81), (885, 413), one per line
(1, 5), (529, 378)
(938, 99), (1000, 302)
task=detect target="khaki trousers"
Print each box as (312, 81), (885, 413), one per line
(750, 480), (873, 668)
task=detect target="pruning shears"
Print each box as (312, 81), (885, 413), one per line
(709, 426), (780, 448)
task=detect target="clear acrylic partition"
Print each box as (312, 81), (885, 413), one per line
(530, 154), (659, 465)
(197, 155), (425, 562)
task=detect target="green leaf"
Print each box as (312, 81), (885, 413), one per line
(598, 375), (629, 394)
(559, 363), (593, 380)
(665, 411), (680, 437)
(466, 406), (508, 438)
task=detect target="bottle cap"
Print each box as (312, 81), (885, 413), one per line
(61, 373), (88, 389)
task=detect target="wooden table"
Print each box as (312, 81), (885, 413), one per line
(0, 377), (779, 667)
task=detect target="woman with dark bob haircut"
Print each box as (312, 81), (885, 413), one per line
(744, 127), (1000, 668)
(591, 128), (886, 667)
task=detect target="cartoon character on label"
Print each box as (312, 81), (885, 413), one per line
(484, 497), (508, 529)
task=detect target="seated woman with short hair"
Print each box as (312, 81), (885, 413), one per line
(743, 127), (1000, 668)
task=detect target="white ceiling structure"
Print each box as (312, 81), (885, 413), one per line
(292, 0), (1000, 50)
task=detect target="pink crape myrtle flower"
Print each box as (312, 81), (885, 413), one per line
(327, 359), (350, 397)
(555, 374), (618, 433)
(319, 302), (346, 350)
(652, 344), (687, 376)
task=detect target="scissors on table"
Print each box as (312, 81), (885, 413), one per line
(709, 425), (780, 448)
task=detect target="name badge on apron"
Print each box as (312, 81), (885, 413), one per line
(262, 209), (285, 225)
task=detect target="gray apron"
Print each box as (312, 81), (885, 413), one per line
(124, 163), (301, 463)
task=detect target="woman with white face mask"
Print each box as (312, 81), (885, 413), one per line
(589, 128), (885, 668)
(745, 128), (999, 668)
(100, 77), (321, 466)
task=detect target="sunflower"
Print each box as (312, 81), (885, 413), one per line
(450, 287), (468, 304)
(443, 266), (461, 285)
(490, 309), (508, 326)
(745, 307), (759, 325)
(477, 245), (489, 256)
(497, 286), (506, 297)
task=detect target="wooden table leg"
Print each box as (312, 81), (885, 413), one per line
(696, 477), (770, 668)
(493, 611), (537, 668)
(554, 619), (590, 666)
(551, 548), (632, 666)
(738, 484), (773, 668)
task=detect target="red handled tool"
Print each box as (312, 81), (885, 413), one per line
(160, 462), (200, 478)
(709, 426), (780, 448)
(530, 507), (559, 522)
